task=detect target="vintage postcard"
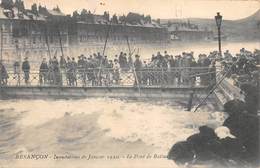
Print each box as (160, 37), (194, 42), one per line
(0, 0), (259, 167)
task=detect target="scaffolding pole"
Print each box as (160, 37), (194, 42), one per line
(44, 25), (52, 60)
(0, 27), (3, 61)
(126, 35), (141, 95)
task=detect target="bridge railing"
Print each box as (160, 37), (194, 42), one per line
(0, 67), (216, 88)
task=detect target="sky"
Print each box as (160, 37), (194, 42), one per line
(24, 0), (260, 20)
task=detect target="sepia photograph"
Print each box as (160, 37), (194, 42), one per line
(0, 0), (259, 167)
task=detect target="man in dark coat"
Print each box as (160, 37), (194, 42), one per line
(39, 58), (48, 85)
(223, 99), (260, 165)
(240, 83), (259, 115)
(22, 57), (30, 84)
(0, 62), (8, 85)
(168, 126), (219, 165)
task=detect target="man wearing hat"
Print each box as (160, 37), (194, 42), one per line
(22, 57), (30, 84)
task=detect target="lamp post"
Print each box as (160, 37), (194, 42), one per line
(215, 12), (223, 57)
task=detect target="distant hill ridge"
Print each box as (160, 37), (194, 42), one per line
(237, 9), (260, 22)
(162, 9), (260, 41)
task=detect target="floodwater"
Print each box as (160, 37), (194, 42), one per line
(0, 41), (257, 167)
(0, 98), (226, 168)
(93, 41), (260, 61)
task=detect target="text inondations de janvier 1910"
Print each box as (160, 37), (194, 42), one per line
(15, 153), (167, 161)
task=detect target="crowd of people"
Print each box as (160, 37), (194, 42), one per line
(222, 48), (259, 88)
(168, 83), (259, 167)
(0, 48), (258, 88)
(18, 50), (217, 87)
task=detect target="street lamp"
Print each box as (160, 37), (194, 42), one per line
(215, 12), (223, 57)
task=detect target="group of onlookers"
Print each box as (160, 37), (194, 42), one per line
(0, 48), (258, 87)
(221, 48), (259, 88)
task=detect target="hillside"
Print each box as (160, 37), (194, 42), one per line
(162, 9), (260, 41)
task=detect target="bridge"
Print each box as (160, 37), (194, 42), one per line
(0, 67), (217, 101)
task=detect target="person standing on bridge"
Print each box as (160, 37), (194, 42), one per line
(39, 58), (48, 85)
(22, 57), (30, 85)
(59, 55), (67, 70)
(72, 57), (78, 86)
(0, 62), (8, 86)
(113, 59), (120, 85)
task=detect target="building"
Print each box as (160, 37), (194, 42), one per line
(0, 2), (169, 68)
(68, 12), (169, 56)
(164, 21), (213, 41)
(0, 5), (70, 69)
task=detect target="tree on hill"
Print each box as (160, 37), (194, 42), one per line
(1, 0), (14, 9)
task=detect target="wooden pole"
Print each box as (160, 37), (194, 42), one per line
(194, 60), (238, 112)
(125, 30), (141, 95)
(57, 27), (64, 57)
(218, 27), (222, 57)
(102, 22), (112, 57)
(0, 27), (3, 61)
(98, 21), (112, 85)
(44, 24), (51, 60)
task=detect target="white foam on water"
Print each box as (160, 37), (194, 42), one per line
(0, 99), (226, 154)
(96, 100), (226, 152)
(0, 99), (108, 126)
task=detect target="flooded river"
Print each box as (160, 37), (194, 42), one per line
(0, 98), (225, 167)
(0, 41), (258, 167)
(96, 41), (260, 61)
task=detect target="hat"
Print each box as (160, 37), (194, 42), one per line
(199, 126), (216, 138)
(223, 99), (246, 114)
(215, 126), (236, 139)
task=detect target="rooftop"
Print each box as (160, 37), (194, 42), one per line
(0, 2), (164, 28)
